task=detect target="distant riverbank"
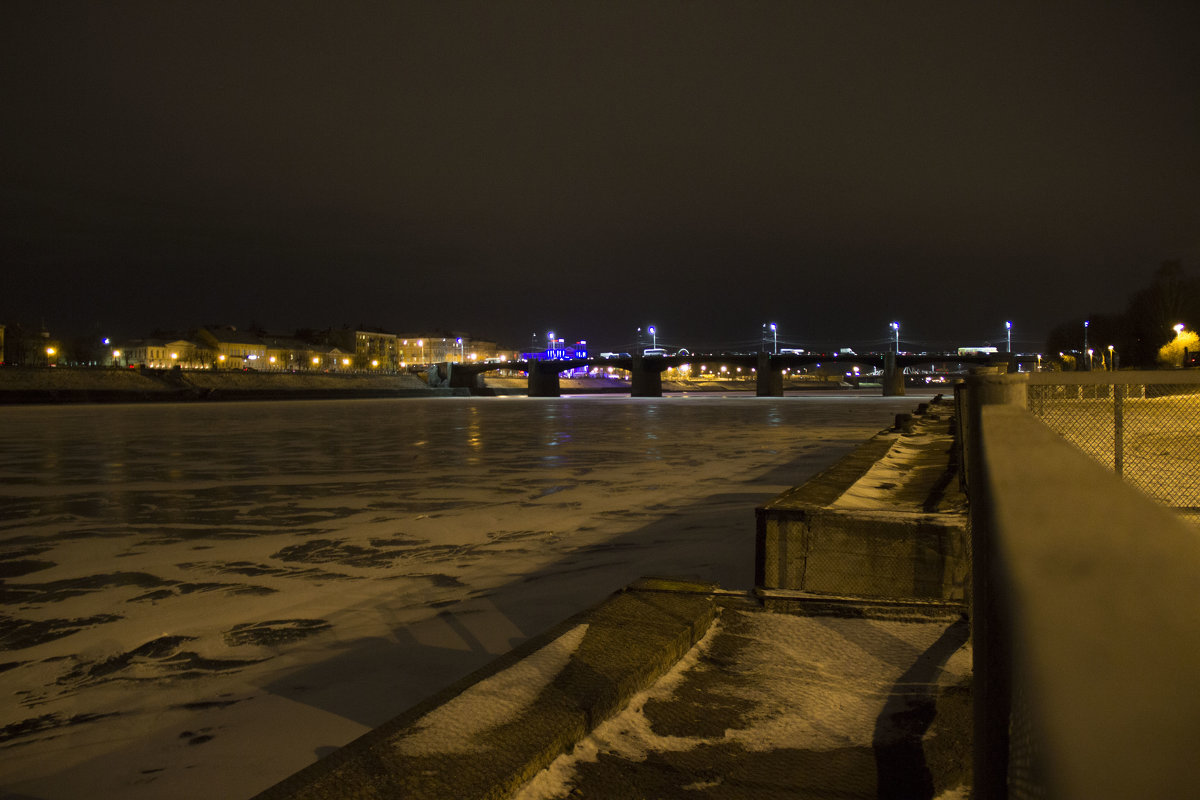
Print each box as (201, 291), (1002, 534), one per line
(0, 367), (861, 404)
(0, 366), (448, 404)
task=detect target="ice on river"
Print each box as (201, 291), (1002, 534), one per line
(0, 393), (925, 799)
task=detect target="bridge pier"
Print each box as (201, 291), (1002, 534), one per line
(756, 352), (783, 397)
(630, 355), (664, 397)
(527, 362), (562, 397)
(446, 363), (482, 390)
(883, 353), (905, 396)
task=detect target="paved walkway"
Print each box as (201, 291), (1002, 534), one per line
(514, 593), (971, 800)
(255, 583), (972, 800)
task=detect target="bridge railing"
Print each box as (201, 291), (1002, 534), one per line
(960, 372), (1200, 799)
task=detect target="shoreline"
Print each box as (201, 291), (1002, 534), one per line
(0, 367), (869, 404)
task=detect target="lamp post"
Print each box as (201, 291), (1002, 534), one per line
(890, 322), (900, 354)
(1083, 320), (1089, 354)
(769, 322), (777, 354)
(457, 337), (464, 362)
(1006, 321), (1012, 353)
(1108, 345), (1115, 371)
(648, 326), (656, 349)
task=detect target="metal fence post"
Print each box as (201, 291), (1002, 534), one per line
(1114, 382), (1124, 476)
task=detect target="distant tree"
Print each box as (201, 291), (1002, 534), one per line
(66, 334), (103, 366)
(1158, 329), (1199, 368)
(1045, 261), (1200, 368)
(1123, 261), (1200, 367)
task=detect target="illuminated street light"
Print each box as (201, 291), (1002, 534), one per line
(890, 322), (900, 354)
(648, 326), (657, 349)
(1108, 345), (1115, 371)
(457, 337), (464, 362)
(1084, 320), (1089, 353)
(1174, 323), (1186, 334)
(769, 322), (777, 354)
(417, 339), (424, 362)
(1005, 321), (1012, 353)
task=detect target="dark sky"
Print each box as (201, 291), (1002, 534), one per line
(3, 2), (1198, 353)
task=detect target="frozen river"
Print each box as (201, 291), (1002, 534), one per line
(0, 392), (926, 799)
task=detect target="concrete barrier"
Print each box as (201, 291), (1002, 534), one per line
(253, 580), (718, 800)
(755, 398), (968, 601)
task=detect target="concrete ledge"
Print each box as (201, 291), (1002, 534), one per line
(755, 587), (967, 621)
(756, 399), (968, 600)
(976, 405), (1200, 799)
(254, 579), (718, 800)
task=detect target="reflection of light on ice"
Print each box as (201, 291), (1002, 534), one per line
(0, 395), (927, 799)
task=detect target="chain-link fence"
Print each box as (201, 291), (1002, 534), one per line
(1027, 372), (1200, 525)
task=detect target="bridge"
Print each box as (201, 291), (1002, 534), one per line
(428, 351), (1024, 397)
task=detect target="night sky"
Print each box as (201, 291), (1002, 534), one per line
(3, 2), (1198, 354)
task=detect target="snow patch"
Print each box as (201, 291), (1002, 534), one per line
(393, 624), (589, 755)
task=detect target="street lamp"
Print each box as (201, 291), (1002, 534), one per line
(1005, 321), (1012, 353)
(457, 337), (464, 362)
(1083, 320), (1089, 353)
(769, 322), (777, 354)
(890, 322), (900, 354)
(1108, 345), (1115, 371)
(648, 326), (656, 349)
(417, 339), (424, 363)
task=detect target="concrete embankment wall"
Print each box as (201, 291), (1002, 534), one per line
(756, 397), (968, 602)
(481, 376), (850, 394)
(0, 367), (457, 404)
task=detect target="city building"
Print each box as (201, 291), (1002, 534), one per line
(328, 327), (399, 370)
(195, 327), (267, 369)
(394, 334), (515, 366)
(118, 339), (200, 369)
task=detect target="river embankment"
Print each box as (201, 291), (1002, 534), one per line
(0, 366), (446, 403)
(480, 375), (858, 394)
(0, 368), (860, 403)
